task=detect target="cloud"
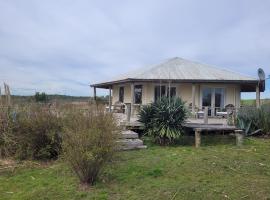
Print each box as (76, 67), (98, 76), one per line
(0, 0), (269, 98)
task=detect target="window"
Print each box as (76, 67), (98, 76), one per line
(134, 85), (142, 104)
(155, 85), (176, 102)
(119, 86), (124, 102)
(154, 85), (166, 102)
(167, 87), (176, 98)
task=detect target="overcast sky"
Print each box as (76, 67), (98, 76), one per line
(0, 0), (269, 98)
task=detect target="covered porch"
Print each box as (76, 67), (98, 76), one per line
(91, 79), (263, 119)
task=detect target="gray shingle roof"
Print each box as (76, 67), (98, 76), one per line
(92, 57), (257, 87)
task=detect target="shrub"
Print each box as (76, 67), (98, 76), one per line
(139, 97), (188, 145)
(0, 105), (62, 160)
(0, 107), (16, 157)
(62, 106), (118, 185)
(237, 104), (270, 135)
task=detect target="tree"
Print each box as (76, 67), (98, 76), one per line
(35, 92), (48, 102)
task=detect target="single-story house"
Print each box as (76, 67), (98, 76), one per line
(91, 57), (264, 116)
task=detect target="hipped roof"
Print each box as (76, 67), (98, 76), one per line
(91, 57), (260, 92)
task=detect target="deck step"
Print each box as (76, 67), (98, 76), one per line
(117, 138), (147, 150)
(119, 130), (139, 139)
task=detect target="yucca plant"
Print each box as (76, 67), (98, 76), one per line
(139, 97), (188, 145)
(236, 104), (270, 135)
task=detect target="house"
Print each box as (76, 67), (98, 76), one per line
(91, 57), (264, 116)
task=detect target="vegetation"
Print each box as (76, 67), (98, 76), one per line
(139, 97), (188, 145)
(34, 92), (48, 102)
(62, 106), (118, 185)
(0, 103), (119, 186)
(1, 137), (270, 200)
(241, 99), (270, 106)
(11, 94), (108, 104)
(237, 104), (270, 135)
(0, 105), (62, 160)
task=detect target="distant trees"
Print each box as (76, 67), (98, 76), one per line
(35, 92), (48, 102)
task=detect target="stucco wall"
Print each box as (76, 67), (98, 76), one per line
(112, 82), (241, 107)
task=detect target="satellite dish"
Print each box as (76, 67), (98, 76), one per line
(258, 68), (265, 80)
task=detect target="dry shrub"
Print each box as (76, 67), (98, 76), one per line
(0, 105), (62, 160)
(0, 107), (16, 157)
(62, 106), (118, 185)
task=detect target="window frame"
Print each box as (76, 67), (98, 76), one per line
(118, 86), (124, 103)
(134, 85), (143, 104)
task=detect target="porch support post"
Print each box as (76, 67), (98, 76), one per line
(130, 83), (134, 116)
(192, 84), (196, 115)
(204, 106), (208, 124)
(109, 86), (112, 112)
(93, 87), (96, 100)
(195, 128), (201, 148)
(256, 84), (260, 108)
(235, 130), (244, 146)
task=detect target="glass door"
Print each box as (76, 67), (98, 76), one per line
(214, 88), (225, 113)
(202, 88), (212, 116)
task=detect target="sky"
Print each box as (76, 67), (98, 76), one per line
(0, 0), (269, 98)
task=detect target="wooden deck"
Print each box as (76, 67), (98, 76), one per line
(116, 113), (243, 148)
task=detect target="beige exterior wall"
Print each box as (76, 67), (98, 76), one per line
(112, 82), (241, 107)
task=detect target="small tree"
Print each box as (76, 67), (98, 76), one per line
(35, 92), (48, 102)
(139, 97), (188, 145)
(62, 106), (118, 185)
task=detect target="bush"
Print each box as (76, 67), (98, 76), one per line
(0, 105), (62, 160)
(139, 97), (188, 145)
(62, 106), (118, 185)
(237, 104), (270, 135)
(0, 107), (16, 157)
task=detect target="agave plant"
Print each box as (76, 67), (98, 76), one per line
(139, 97), (188, 145)
(236, 105), (270, 136)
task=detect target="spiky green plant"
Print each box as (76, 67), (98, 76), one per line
(139, 97), (188, 145)
(236, 104), (270, 135)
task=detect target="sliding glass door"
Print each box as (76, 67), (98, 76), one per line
(214, 88), (225, 111)
(202, 88), (212, 116)
(202, 87), (225, 116)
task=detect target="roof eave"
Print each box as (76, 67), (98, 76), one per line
(91, 78), (260, 90)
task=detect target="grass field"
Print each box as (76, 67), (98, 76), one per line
(1, 137), (270, 200)
(241, 99), (270, 106)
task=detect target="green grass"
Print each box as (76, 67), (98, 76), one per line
(241, 99), (270, 106)
(1, 137), (270, 200)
